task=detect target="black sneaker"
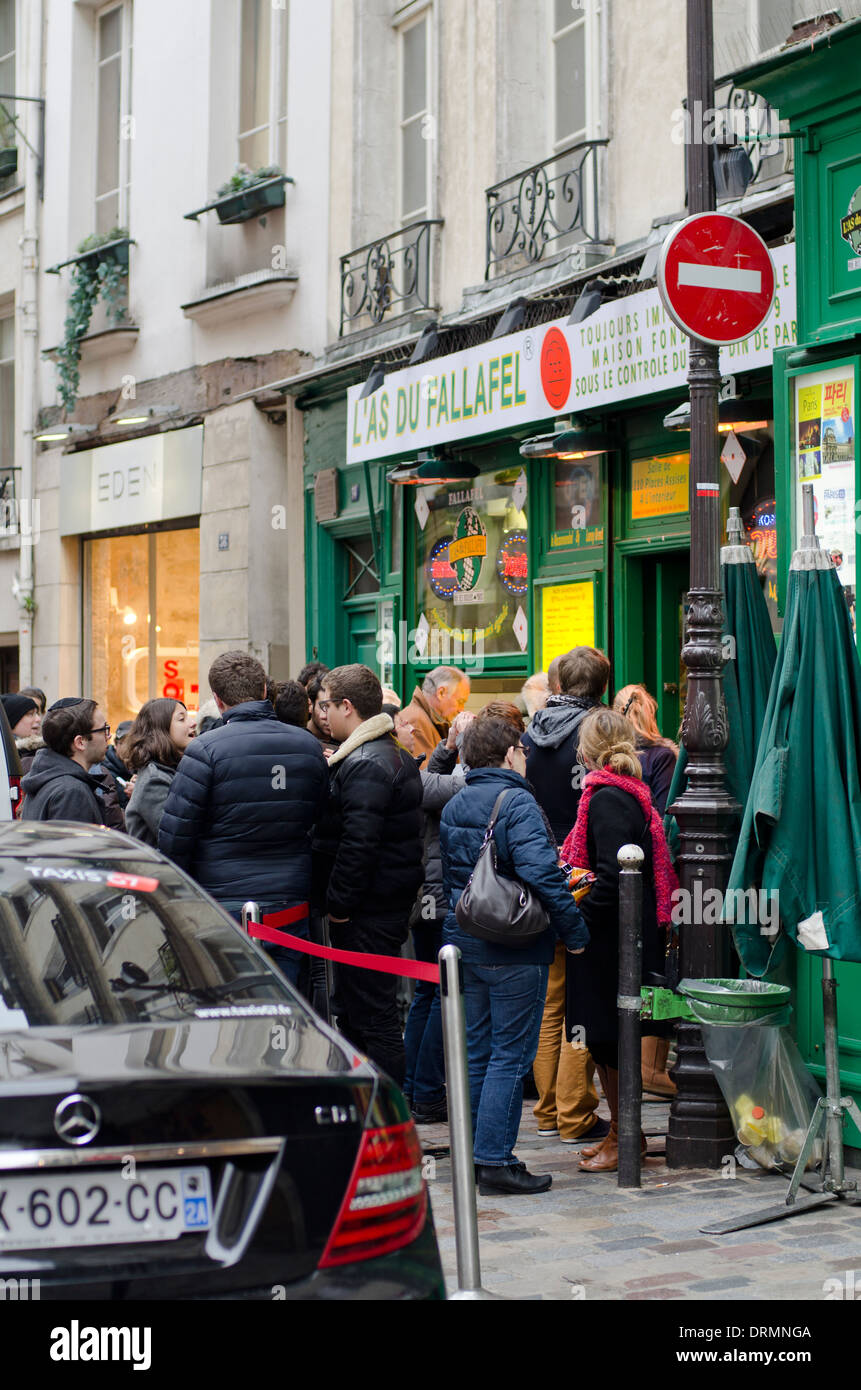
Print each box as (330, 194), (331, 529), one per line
(476, 1164), (552, 1195)
(561, 1116), (612, 1144)
(411, 1098), (448, 1125)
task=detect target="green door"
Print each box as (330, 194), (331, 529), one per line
(796, 956), (861, 1147)
(633, 551), (688, 742)
(345, 600), (380, 669)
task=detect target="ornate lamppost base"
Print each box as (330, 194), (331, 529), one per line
(666, 1023), (737, 1168)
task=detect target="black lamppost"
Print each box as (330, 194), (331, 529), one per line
(665, 0), (738, 1168)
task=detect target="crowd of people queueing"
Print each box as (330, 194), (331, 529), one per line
(0, 646), (679, 1197)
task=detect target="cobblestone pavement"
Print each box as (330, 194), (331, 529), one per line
(422, 1097), (861, 1301)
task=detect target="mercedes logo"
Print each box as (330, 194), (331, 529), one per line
(53, 1093), (102, 1146)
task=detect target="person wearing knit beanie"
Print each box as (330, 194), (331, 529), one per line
(1, 693), (40, 737)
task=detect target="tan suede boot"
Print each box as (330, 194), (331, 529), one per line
(579, 1067), (649, 1171)
(579, 1066), (619, 1171)
(641, 1036), (676, 1097)
(580, 1063), (610, 1158)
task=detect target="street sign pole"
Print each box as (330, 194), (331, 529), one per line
(665, 0), (738, 1168)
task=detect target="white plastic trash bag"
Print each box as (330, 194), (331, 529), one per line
(700, 1014), (824, 1172)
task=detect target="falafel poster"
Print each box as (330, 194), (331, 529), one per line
(346, 245), (796, 464)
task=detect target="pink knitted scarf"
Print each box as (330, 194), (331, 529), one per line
(561, 769), (679, 927)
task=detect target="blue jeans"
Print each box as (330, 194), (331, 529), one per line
(220, 898), (309, 994)
(403, 922), (445, 1105)
(464, 961), (549, 1167)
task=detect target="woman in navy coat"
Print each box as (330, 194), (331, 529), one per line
(440, 717), (588, 1196)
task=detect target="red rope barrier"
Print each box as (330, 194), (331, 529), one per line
(248, 913), (441, 985)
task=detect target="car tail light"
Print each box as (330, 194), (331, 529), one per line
(319, 1120), (427, 1267)
(9, 776), (21, 818)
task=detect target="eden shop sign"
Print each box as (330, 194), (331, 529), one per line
(59, 428), (203, 535)
(346, 243), (796, 464)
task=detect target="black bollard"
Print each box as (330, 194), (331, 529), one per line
(617, 845), (644, 1188)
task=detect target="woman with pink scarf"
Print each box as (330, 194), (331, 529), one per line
(561, 708), (678, 1173)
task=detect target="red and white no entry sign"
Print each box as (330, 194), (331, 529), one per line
(657, 212), (776, 346)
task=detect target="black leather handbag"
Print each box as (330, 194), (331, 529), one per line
(455, 790), (550, 949)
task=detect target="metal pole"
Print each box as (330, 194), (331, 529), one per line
(617, 845), (644, 1188)
(821, 959), (845, 1190)
(801, 481), (816, 539)
(241, 902), (260, 933)
(438, 943), (502, 1301)
(666, 0), (738, 1169)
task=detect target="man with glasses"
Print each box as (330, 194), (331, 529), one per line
(21, 699), (117, 824)
(311, 664), (423, 1085)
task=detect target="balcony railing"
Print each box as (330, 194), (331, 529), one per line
(485, 139), (608, 280)
(339, 219), (442, 336)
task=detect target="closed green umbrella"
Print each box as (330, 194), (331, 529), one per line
(726, 500), (861, 976)
(664, 508), (776, 845)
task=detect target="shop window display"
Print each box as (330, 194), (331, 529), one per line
(417, 465), (529, 663)
(85, 527), (200, 727)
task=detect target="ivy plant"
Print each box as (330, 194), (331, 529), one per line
(53, 227), (130, 413)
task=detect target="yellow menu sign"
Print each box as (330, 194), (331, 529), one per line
(541, 581), (595, 667)
(631, 452), (690, 519)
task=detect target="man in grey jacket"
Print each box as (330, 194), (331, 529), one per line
(21, 700), (112, 824)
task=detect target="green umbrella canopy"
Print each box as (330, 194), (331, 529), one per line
(726, 533), (861, 977)
(663, 510), (776, 845)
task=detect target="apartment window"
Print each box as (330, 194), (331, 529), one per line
(551, 0), (602, 149)
(0, 310), (13, 480)
(0, 0), (15, 186)
(399, 9), (430, 222)
(238, 0), (288, 169)
(95, 1), (133, 235)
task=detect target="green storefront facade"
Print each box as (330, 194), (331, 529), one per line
(738, 17), (861, 1145)
(297, 264), (794, 735)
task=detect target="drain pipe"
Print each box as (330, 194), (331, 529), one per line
(16, 0), (44, 687)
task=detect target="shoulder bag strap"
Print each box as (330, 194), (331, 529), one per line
(480, 789), (511, 844)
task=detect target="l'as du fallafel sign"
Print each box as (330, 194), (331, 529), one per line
(345, 243), (796, 465)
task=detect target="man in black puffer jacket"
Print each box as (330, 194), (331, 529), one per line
(158, 651), (328, 988)
(312, 664), (422, 1085)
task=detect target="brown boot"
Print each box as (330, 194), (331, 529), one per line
(579, 1066), (620, 1171)
(641, 1036), (676, 1097)
(580, 1063), (611, 1157)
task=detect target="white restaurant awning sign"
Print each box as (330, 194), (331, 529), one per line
(345, 243), (796, 465)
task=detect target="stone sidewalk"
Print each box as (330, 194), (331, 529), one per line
(422, 1097), (861, 1301)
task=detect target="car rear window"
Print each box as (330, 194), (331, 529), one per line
(0, 853), (297, 1028)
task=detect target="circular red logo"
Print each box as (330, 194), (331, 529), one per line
(540, 327), (572, 411)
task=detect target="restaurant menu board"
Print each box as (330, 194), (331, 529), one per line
(540, 581), (596, 669)
(795, 367), (856, 634)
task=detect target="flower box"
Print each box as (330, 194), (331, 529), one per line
(184, 174), (292, 225)
(214, 179), (287, 225)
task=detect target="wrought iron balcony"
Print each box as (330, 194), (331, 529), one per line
(339, 219), (442, 336)
(485, 139), (608, 280)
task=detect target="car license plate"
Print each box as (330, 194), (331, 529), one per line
(0, 1166), (212, 1251)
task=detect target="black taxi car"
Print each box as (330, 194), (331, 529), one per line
(0, 822), (444, 1300)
